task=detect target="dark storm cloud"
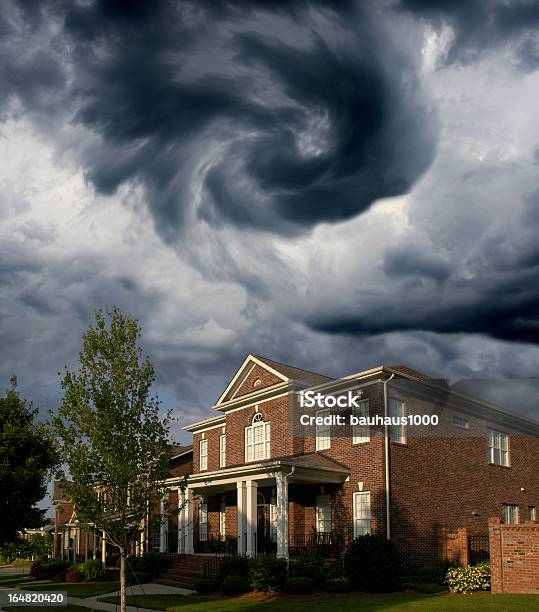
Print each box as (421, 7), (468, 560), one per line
(1, 0), (436, 237)
(0, 1), (66, 118)
(399, 0), (539, 70)
(383, 244), (451, 283)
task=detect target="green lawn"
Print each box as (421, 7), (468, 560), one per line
(98, 592), (539, 611)
(0, 577), (35, 587)
(0, 574), (26, 581)
(21, 582), (120, 597)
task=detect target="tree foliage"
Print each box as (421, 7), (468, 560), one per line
(53, 308), (182, 612)
(0, 378), (58, 544)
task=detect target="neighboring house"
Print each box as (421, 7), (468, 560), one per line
(169, 354), (539, 568)
(52, 445), (193, 564)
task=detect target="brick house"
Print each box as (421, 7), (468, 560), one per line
(166, 354), (539, 569)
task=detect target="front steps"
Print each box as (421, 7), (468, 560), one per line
(154, 555), (210, 589)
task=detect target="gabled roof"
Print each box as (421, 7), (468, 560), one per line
(254, 355), (333, 386)
(214, 353), (333, 408)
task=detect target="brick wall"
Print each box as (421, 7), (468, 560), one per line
(489, 517), (539, 594)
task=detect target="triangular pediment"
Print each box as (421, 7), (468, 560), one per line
(215, 355), (289, 406)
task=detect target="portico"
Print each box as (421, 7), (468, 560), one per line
(173, 454), (349, 559)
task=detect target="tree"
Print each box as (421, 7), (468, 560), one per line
(53, 308), (182, 612)
(0, 378), (58, 545)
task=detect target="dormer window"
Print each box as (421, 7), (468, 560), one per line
(245, 413), (270, 461)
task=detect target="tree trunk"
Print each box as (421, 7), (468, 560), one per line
(120, 547), (126, 612)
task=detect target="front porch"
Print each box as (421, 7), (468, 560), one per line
(162, 455), (350, 560)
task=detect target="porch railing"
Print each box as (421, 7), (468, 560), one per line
(289, 531), (342, 559)
(194, 531), (238, 555)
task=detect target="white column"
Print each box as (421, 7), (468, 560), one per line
(101, 531), (106, 565)
(177, 488), (185, 554)
(276, 473), (289, 559)
(236, 482), (246, 555)
(85, 529), (88, 561)
(60, 529), (64, 560)
(246, 480), (258, 558)
(93, 529), (97, 560)
(184, 490), (194, 554)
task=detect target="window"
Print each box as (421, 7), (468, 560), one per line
(245, 413), (270, 462)
(453, 416), (469, 429)
(199, 439), (208, 471)
(501, 503), (519, 524)
(488, 429), (510, 466)
(316, 408), (331, 450)
(353, 492), (371, 537)
(199, 503), (208, 541)
(219, 500), (226, 540)
(353, 399), (370, 444)
(529, 506), (537, 521)
(220, 434), (226, 467)
(151, 532), (160, 552)
(316, 494), (332, 533)
(389, 398), (406, 444)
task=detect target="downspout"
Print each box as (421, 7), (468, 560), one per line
(384, 373), (395, 540)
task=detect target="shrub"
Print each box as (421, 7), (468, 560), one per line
(80, 559), (105, 582)
(344, 534), (401, 592)
(126, 552), (167, 578)
(139, 552), (168, 577)
(284, 576), (314, 594)
(323, 577), (352, 593)
(217, 555), (251, 582)
(221, 574), (251, 595)
(289, 553), (329, 582)
(446, 561), (490, 594)
(65, 569), (85, 583)
(249, 555), (288, 592)
(414, 560), (457, 585)
(31, 558), (71, 580)
(127, 570), (152, 586)
(195, 578), (220, 594)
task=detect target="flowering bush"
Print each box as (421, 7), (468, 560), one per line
(445, 561), (490, 593)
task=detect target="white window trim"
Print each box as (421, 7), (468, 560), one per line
(199, 438), (208, 471)
(529, 506), (537, 521)
(353, 491), (371, 538)
(352, 399), (370, 444)
(389, 398), (406, 444)
(501, 503), (519, 524)
(488, 429), (510, 467)
(245, 414), (271, 462)
(219, 434), (226, 468)
(316, 408), (331, 450)
(316, 494), (332, 533)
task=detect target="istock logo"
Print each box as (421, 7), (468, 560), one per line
(298, 389), (363, 409)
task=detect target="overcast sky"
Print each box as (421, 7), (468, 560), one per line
(2, 0), (539, 460)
